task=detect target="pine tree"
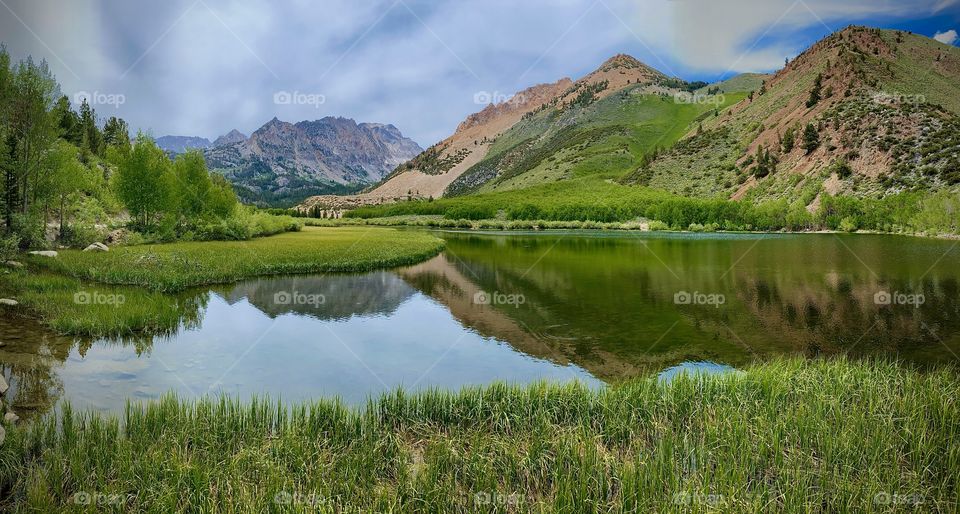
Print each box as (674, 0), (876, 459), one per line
(806, 73), (823, 108)
(102, 116), (131, 150)
(781, 126), (796, 153)
(802, 123), (820, 154)
(78, 99), (104, 157)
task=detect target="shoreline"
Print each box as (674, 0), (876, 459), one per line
(302, 216), (960, 241)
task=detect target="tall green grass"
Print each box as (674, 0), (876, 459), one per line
(0, 270), (200, 336)
(1, 358), (956, 512)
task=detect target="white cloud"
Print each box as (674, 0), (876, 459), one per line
(1, 0), (956, 145)
(934, 29), (959, 45)
(626, 0), (960, 73)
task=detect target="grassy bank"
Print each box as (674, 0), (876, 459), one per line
(1, 227), (444, 335)
(0, 358), (956, 512)
(25, 226), (444, 293)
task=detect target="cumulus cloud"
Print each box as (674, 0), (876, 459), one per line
(0, 0), (955, 145)
(934, 29), (959, 45)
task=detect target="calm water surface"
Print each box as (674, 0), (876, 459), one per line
(2, 231), (958, 418)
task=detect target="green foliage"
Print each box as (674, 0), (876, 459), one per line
(113, 133), (176, 230)
(751, 145), (778, 178)
(350, 178), (959, 235)
(194, 208), (301, 241)
(173, 150), (214, 219)
(0, 47), (132, 249)
(0, 233), (18, 260)
(101, 116), (130, 150)
(0, 359), (956, 512)
(805, 73), (822, 108)
(913, 190), (960, 234)
(78, 99), (103, 157)
(830, 158), (853, 179)
(802, 123), (820, 154)
(781, 126), (796, 153)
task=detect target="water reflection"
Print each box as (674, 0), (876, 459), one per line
(2, 231), (958, 420)
(658, 361), (737, 382)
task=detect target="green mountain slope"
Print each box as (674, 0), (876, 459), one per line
(625, 26), (960, 205)
(447, 89), (743, 196)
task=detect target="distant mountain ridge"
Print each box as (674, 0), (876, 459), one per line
(204, 116), (422, 206)
(155, 135), (211, 155)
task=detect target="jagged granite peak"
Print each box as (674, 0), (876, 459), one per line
(205, 116), (422, 206)
(213, 129), (247, 147)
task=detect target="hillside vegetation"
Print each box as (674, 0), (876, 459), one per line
(447, 85), (743, 196)
(631, 26), (960, 205)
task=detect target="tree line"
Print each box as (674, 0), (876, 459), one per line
(0, 46), (279, 254)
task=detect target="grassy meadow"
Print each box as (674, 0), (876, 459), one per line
(0, 358), (956, 512)
(25, 226), (445, 293)
(1, 226), (444, 335)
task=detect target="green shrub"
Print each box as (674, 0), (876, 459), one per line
(0, 234), (20, 260)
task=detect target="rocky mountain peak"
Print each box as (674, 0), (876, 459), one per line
(212, 129), (246, 147)
(598, 53), (645, 71)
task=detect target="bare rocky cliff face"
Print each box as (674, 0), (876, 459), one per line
(204, 116), (422, 205)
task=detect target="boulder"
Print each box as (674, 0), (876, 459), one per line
(105, 229), (128, 245)
(83, 242), (109, 252)
(0, 375), (7, 394)
(0, 299), (17, 307)
(28, 250), (58, 258)
(3, 411), (17, 423)
(3, 261), (23, 268)
(0, 425), (5, 445)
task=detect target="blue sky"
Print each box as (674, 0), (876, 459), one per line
(1, 0), (958, 146)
